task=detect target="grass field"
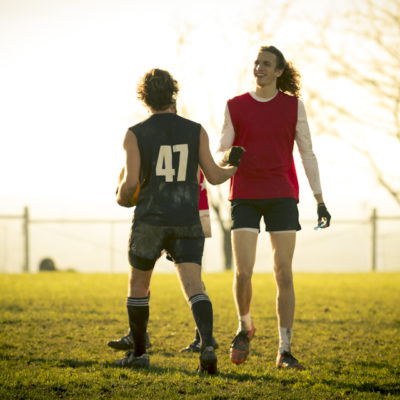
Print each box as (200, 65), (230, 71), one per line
(0, 272), (399, 399)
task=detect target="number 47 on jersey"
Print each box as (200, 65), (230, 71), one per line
(156, 144), (188, 182)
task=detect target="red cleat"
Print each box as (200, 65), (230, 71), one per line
(229, 323), (255, 365)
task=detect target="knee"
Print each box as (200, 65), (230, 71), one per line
(234, 268), (253, 284)
(128, 267), (151, 298)
(129, 283), (149, 298)
(274, 263), (293, 289)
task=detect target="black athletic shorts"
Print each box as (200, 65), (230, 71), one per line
(128, 221), (205, 271)
(231, 198), (301, 232)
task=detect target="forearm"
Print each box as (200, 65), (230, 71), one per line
(296, 99), (324, 199)
(314, 193), (324, 204)
(301, 157), (322, 196)
(207, 165), (237, 185)
(216, 166), (237, 184)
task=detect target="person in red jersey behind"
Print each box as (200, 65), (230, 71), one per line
(217, 46), (331, 370)
(198, 170), (212, 238)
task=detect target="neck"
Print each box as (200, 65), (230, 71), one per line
(254, 84), (278, 99)
(151, 105), (176, 114)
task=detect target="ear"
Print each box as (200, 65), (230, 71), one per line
(275, 68), (284, 78)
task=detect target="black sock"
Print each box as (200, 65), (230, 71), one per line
(195, 328), (200, 342)
(189, 294), (213, 349)
(126, 296), (149, 357)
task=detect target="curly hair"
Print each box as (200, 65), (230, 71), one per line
(136, 68), (179, 111)
(260, 46), (301, 97)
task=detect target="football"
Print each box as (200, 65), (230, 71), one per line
(129, 182), (140, 206)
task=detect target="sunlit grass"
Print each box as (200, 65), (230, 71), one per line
(1, 272), (399, 399)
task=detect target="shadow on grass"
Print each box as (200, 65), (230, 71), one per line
(56, 359), (100, 368)
(354, 360), (399, 372)
(318, 377), (400, 396)
(216, 370), (277, 383)
(105, 361), (279, 383)
(3, 351), (269, 381)
(2, 355), (101, 368)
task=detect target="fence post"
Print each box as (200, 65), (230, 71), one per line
(23, 206), (30, 273)
(371, 208), (377, 272)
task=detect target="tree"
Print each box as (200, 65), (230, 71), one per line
(303, 0), (400, 205)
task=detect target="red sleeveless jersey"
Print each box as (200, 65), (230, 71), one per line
(228, 91), (299, 201)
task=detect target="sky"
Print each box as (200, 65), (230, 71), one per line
(2, 0), (388, 217)
(0, 0), (255, 218)
(1, 0), (399, 272)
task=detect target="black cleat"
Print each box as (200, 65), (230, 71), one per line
(198, 346), (218, 375)
(181, 337), (201, 353)
(107, 331), (151, 351)
(276, 351), (305, 370)
(181, 336), (219, 353)
(108, 332), (134, 351)
(115, 352), (149, 368)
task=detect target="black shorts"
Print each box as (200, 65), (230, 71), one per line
(231, 198), (301, 232)
(128, 221), (205, 271)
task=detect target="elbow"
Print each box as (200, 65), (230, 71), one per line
(206, 172), (225, 185)
(300, 152), (317, 162)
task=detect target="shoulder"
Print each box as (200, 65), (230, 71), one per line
(123, 127), (139, 150)
(175, 114), (201, 130)
(228, 92), (250, 105)
(278, 91), (298, 105)
(279, 90), (299, 104)
(128, 116), (152, 133)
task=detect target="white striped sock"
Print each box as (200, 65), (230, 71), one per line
(189, 293), (210, 307)
(126, 297), (149, 307)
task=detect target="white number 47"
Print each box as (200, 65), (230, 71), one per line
(156, 144), (188, 182)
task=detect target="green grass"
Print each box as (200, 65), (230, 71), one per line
(1, 272), (399, 399)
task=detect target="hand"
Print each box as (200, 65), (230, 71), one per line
(224, 146), (245, 167)
(317, 203), (331, 228)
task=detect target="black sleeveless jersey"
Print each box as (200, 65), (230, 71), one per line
(130, 113), (201, 226)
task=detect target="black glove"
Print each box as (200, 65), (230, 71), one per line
(225, 146), (245, 167)
(317, 203), (331, 228)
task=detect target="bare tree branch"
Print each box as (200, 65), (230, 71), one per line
(303, 0), (400, 206)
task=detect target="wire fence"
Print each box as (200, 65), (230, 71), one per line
(0, 207), (399, 273)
